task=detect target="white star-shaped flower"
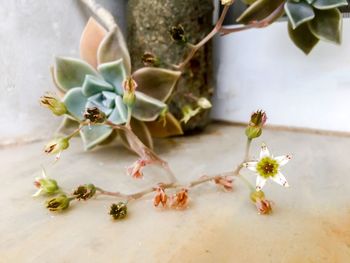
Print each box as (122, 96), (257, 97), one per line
(243, 144), (291, 191)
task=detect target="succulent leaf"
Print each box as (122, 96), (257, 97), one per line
(237, 0), (285, 24)
(146, 113), (184, 138)
(108, 96), (128, 124)
(80, 17), (107, 68)
(98, 59), (126, 95)
(119, 118), (153, 150)
(132, 91), (167, 122)
(63, 87), (88, 120)
(97, 26), (131, 75)
(54, 57), (98, 92)
(132, 67), (181, 102)
(308, 8), (342, 44)
(285, 0), (315, 29)
(313, 0), (348, 10)
(82, 75), (114, 97)
(80, 125), (113, 150)
(288, 21), (319, 54)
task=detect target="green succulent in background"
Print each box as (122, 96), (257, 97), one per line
(237, 0), (348, 54)
(53, 17), (183, 151)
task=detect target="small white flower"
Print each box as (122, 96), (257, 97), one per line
(243, 144), (292, 191)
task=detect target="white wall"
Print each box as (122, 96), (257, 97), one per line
(212, 19), (350, 133)
(0, 0), (126, 144)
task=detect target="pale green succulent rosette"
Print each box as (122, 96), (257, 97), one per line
(237, 0), (348, 54)
(52, 17), (182, 150)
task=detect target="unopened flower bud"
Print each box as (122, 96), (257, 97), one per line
(123, 76), (137, 107)
(44, 137), (69, 154)
(197, 97), (212, 109)
(153, 186), (168, 207)
(73, 184), (96, 200)
(33, 168), (60, 197)
(83, 107), (106, 123)
(40, 94), (67, 116)
(109, 202), (128, 220)
(170, 188), (189, 209)
(250, 190), (272, 215)
(169, 25), (187, 43)
(214, 176), (233, 191)
(141, 52), (160, 67)
(245, 110), (267, 139)
(46, 194), (71, 212)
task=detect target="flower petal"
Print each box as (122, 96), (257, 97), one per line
(256, 176), (267, 191)
(54, 57), (98, 92)
(271, 172), (290, 188)
(63, 87), (88, 120)
(97, 26), (131, 75)
(132, 67), (181, 102)
(98, 59), (126, 95)
(243, 161), (258, 172)
(80, 17), (107, 68)
(260, 143), (271, 159)
(275, 155), (292, 166)
(132, 91), (167, 122)
(80, 125), (113, 150)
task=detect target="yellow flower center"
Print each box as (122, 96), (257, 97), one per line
(256, 157), (279, 179)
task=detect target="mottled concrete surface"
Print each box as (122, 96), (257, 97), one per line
(1, 123), (350, 262)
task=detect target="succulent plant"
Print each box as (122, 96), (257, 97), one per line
(53, 18), (183, 150)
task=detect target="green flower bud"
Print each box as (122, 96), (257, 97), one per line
(250, 190), (265, 203)
(33, 168), (60, 197)
(83, 107), (106, 123)
(123, 77), (137, 107)
(73, 184), (96, 200)
(197, 97), (212, 109)
(109, 202), (128, 220)
(44, 137), (69, 154)
(40, 94), (67, 116)
(169, 24), (187, 43)
(46, 194), (70, 212)
(245, 110), (267, 139)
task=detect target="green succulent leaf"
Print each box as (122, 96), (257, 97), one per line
(97, 26), (131, 75)
(132, 67), (181, 102)
(237, 0), (285, 24)
(80, 125), (113, 150)
(98, 59), (126, 95)
(63, 87), (87, 120)
(119, 118), (153, 150)
(54, 57), (98, 92)
(132, 91), (167, 122)
(55, 117), (79, 136)
(313, 0), (348, 10)
(108, 96), (128, 124)
(288, 21), (319, 54)
(285, 0), (315, 29)
(146, 112), (184, 138)
(308, 8), (342, 44)
(82, 75), (114, 97)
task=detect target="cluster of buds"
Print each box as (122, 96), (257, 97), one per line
(122, 76), (137, 107)
(127, 159), (151, 179)
(44, 137), (69, 155)
(141, 52), (160, 67)
(214, 175), (233, 191)
(245, 110), (267, 139)
(170, 188), (189, 209)
(40, 93), (67, 116)
(72, 184), (96, 201)
(153, 186), (168, 208)
(46, 194), (71, 212)
(250, 190), (272, 215)
(83, 107), (106, 124)
(169, 24), (187, 43)
(109, 202), (128, 220)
